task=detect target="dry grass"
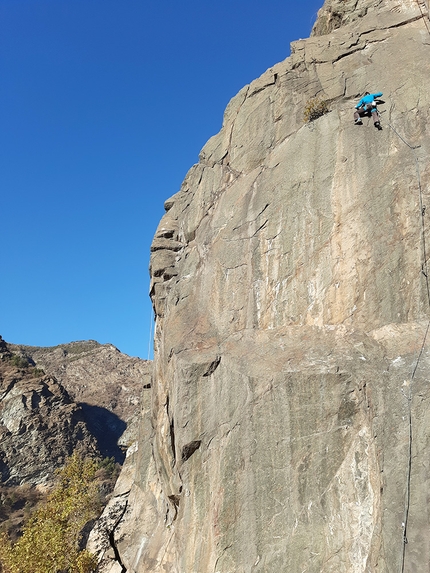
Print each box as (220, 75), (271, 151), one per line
(304, 97), (329, 122)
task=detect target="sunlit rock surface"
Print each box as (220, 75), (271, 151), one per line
(94, 0), (430, 570)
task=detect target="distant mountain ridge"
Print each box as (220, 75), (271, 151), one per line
(0, 336), (98, 486)
(0, 335), (151, 549)
(1, 336), (151, 486)
(9, 339), (151, 460)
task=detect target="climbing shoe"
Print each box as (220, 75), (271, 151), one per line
(354, 119), (363, 125)
(374, 121), (382, 130)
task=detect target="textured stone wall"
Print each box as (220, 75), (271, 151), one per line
(93, 0), (430, 571)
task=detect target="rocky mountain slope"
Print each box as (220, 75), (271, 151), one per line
(10, 340), (151, 460)
(0, 336), (150, 547)
(91, 0), (430, 571)
(0, 336), (98, 486)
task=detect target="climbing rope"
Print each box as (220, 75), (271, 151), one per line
(385, 119), (430, 300)
(147, 306), (154, 360)
(385, 118), (429, 573)
(414, 0), (430, 36)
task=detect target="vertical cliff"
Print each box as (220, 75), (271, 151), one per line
(93, 0), (430, 571)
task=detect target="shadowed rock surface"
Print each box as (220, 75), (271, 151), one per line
(90, 0), (430, 571)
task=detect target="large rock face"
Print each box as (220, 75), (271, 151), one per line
(98, 0), (430, 571)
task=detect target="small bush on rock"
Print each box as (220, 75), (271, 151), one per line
(10, 355), (29, 369)
(304, 97), (329, 122)
(32, 367), (45, 377)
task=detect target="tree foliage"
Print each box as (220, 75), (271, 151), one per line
(0, 454), (102, 573)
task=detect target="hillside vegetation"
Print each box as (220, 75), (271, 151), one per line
(0, 454), (118, 573)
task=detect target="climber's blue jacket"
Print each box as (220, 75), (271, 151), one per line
(356, 92), (383, 109)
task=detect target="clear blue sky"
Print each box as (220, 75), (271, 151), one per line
(1, 0), (322, 358)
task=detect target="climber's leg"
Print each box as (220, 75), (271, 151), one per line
(371, 109), (382, 129)
(354, 110), (363, 125)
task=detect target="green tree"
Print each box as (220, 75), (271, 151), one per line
(0, 453), (101, 573)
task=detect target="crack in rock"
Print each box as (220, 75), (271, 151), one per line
(107, 500), (128, 573)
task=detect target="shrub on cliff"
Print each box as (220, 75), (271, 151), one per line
(9, 355), (29, 369)
(304, 97), (329, 122)
(0, 454), (101, 573)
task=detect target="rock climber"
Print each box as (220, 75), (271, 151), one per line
(354, 91), (383, 130)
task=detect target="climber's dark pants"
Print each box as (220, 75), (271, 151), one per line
(354, 105), (379, 124)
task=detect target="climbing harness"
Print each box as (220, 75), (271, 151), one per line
(354, 102), (383, 128)
(386, 118), (429, 573)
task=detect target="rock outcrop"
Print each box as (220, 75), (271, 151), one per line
(0, 337), (99, 486)
(94, 0), (430, 571)
(11, 341), (151, 459)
